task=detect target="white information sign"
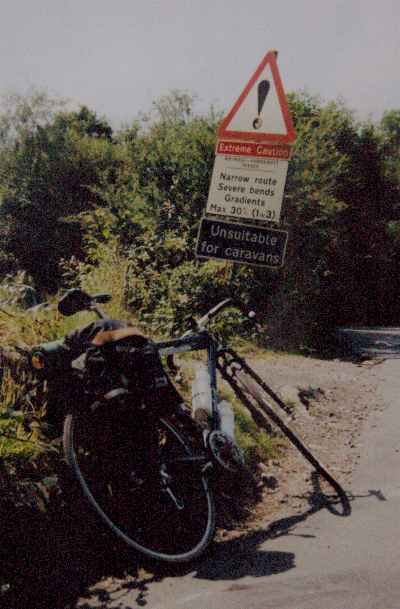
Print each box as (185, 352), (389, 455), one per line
(206, 150), (288, 223)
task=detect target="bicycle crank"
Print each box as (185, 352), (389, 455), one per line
(207, 430), (244, 472)
(160, 465), (185, 510)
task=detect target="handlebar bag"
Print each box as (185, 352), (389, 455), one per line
(64, 319), (129, 358)
(86, 337), (183, 414)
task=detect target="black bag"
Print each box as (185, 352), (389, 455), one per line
(85, 336), (182, 415)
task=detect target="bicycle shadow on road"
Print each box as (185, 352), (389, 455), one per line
(193, 506), (319, 581)
(194, 478), (389, 586)
(73, 474), (388, 609)
(51, 477), (327, 608)
(73, 478), (383, 609)
(127, 472), (354, 589)
(7, 475), (379, 609)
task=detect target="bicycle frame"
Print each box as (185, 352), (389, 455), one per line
(155, 330), (221, 431)
(88, 295), (258, 441)
(64, 292), (348, 521)
(88, 299), (223, 432)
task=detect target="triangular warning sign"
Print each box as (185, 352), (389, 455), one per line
(218, 51), (296, 144)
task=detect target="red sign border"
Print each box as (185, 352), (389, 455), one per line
(218, 51), (296, 145)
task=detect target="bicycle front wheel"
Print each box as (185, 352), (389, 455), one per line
(63, 401), (216, 562)
(234, 371), (349, 507)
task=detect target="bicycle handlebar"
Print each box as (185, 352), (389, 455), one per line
(57, 290), (256, 332)
(54, 290), (258, 375)
(181, 298), (257, 337)
(196, 298), (232, 330)
(166, 299), (256, 374)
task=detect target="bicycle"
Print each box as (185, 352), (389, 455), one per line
(30, 288), (348, 563)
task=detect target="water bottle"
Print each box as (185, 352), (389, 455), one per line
(218, 400), (235, 440)
(191, 364), (212, 426)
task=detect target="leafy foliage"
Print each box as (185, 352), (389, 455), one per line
(0, 87), (67, 148)
(0, 102), (119, 289)
(0, 88), (399, 347)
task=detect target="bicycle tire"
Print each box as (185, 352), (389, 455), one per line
(63, 401), (216, 562)
(234, 371), (350, 509)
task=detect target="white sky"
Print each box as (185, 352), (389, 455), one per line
(1, 0), (399, 126)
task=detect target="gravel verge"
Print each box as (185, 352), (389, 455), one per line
(232, 352), (385, 531)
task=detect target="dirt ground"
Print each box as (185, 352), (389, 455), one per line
(229, 352), (385, 534)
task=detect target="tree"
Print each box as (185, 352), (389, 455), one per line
(121, 92), (221, 239)
(0, 106), (118, 289)
(53, 105), (113, 141)
(259, 93), (400, 346)
(140, 90), (197, 125)
(0, 88), (67, 148)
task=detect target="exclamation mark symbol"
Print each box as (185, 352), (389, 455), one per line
(253, 80), (270, 130)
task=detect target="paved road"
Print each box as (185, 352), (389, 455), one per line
(77, 358), (400, 609)
(337, 327), (400, 357)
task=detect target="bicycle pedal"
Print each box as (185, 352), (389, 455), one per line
(208, 430), (244, 471)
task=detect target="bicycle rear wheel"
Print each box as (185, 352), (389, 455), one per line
(63, 400), (216, 562)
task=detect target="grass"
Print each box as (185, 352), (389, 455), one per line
(172, 354), (283, 469)
(218, 382), (283, 467)
(0, 248), (284, 493)
(0, 368), (36, 460)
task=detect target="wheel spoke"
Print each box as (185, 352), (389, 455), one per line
(64, 410), (215, 561)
